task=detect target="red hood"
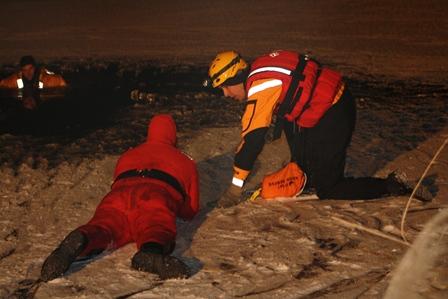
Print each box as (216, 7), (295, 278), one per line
(146, 114), (177, 145)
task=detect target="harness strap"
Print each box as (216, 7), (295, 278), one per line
(115, 168), (186, 199)
(273, 55), (308, 140)
(38, 70), (44, 89)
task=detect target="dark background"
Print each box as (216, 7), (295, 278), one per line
(0, 0), (447, 81)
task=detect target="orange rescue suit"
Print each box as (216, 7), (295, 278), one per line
(0, 68), (67, 89)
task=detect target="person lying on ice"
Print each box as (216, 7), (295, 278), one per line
(40, 114), (199, 281)
(204, 50), (431, 207)
(0, 55), (67, 109)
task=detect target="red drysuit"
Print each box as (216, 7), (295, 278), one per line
(78, 114), (199, 255)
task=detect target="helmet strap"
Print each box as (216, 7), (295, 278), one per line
(222, 66), (249, 87)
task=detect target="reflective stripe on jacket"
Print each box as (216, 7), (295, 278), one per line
(245, 50), (344, 128)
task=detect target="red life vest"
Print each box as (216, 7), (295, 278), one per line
(245, 50), (344, 128)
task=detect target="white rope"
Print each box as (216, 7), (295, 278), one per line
(400, 136), (448, 242)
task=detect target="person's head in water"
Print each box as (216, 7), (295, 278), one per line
(19, 55), (37, 81)
(19, 56), (39, 109)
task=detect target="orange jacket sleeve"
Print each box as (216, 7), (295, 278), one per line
(0, 73), (20, 89)
(232, 79), (282, 185)
(41, 69), (67, 88)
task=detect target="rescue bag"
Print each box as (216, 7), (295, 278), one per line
(260, 162), (307, 199)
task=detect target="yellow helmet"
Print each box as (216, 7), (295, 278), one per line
(207, 51), (248, 88)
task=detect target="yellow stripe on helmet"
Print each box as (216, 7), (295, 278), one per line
(208, 51), (248, 88)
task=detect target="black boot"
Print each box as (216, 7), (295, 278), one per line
(131, 243), (189, 280)
(386, 171), (432, 201)
(40, 230), (87, 282)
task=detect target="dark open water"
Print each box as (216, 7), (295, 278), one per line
(0, 60), (447, 170)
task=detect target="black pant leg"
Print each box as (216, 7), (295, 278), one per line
(304, 88), (355, 193)
(286, 87), (391, 199)
(319, 177), (390, 199)
(309, 88), (392, 199)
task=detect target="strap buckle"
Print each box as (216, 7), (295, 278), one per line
(136, 169), (151, 177)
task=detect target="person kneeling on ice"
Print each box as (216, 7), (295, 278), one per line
(0, 55), (67, 109)
(41, 114), (199, 281)
(204, 50), (431, 207)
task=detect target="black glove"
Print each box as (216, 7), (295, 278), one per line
(41, 230), (88, 282)
(217, 185), (243, 208)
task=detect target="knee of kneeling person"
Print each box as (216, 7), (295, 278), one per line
(313, 174), (344, 199)
(315, 182), (338, 199)
(316, 189), (331, 199)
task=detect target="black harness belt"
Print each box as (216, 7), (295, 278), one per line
(115, 169), (186, 199)
(272, 55), (308, 140)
